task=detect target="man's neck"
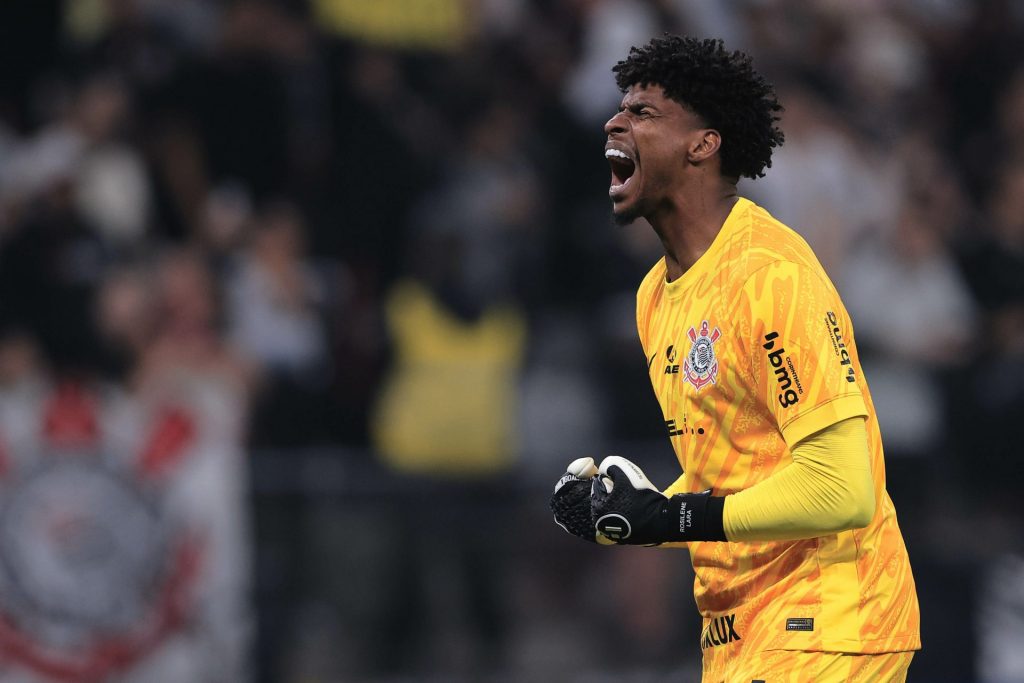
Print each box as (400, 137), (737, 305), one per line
(649, 188), (739, 282)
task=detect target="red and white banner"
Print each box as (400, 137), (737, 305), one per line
(0, 380), (251, 682)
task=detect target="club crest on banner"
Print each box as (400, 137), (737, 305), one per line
(682, 321), (721, 391)
(0, 384), (205, 681)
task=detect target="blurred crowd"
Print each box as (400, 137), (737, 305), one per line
(0, 0), (1023, 681)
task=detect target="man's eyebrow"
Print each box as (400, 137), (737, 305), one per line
(619, 100), (658, 112)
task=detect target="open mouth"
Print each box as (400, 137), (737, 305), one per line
(605, 148), (636, 197)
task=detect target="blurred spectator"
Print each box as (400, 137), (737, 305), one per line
(134, 248), (253, 404)
(841, 203), (976, 464)
(227, 200), (338, 447)
(196, 182), (254, 258)
(746, 86), (898, 279)
(71, 79), (151, 244)
(518, 314), (609, 476)
(320, 45), (436, 275)
(564, 0), (660, 127)
(184, 1), (291, 200)
(0, 162), (108, 377)
(95, 263), (158, 382)
(835, 6), (930, 133)
(942, 0), (1024, 200)
(976, 551), (1024, 683)
(372, 265), (526, 471)
(410, 99), (544, 308)
(956, 163), (1024, 505)
(228, 201), (328, 377)
(0, 71), (149, 245)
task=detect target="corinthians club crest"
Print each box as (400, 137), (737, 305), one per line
(0, 384), (204, 681)
(682, 320), (721, 391)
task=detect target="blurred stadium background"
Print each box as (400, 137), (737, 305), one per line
(0, 0), (1021, 681)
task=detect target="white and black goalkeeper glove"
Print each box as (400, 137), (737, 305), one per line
(550, 457), (600, 542)
(590, 456), (727, 545)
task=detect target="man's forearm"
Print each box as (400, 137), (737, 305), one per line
(722, 417), (875, 542)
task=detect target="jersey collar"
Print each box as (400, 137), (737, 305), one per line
(663, 197), (751, 299)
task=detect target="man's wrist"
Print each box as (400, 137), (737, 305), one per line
(663, 492), (728, 542)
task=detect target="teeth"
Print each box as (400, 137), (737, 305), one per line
(609, 176), (632, 195)
(605, 149), (630, 160)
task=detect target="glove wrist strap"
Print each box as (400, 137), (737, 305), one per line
(663, 492), (727, 542)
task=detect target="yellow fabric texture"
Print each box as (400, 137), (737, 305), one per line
(372, 280), (525, 477)
(702, 645), (913, 683)
(722, 416), (875, 542)
(638, 198), (920, 655)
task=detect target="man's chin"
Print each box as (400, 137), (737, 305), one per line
(611, 202), (642, 226)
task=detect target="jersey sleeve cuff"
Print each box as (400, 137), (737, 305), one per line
(780, 394), (868, 446)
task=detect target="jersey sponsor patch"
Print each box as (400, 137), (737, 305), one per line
(682, 321), (721, 391)
(786, 617), (815, 632)
(663, 344), (680, 375)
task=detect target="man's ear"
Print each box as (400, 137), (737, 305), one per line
(687, 129), (722, 163)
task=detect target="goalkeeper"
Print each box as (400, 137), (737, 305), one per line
(551, 35), (920, 682)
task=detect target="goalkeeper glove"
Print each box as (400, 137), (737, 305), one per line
(550, 457), (600, 542)
(590, 455), (727, 545)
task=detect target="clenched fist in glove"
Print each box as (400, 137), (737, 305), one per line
(589, 456), (728, 545)
(550, 457), (600, 542)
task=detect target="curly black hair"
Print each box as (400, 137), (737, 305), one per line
(613, 35), (784, 180)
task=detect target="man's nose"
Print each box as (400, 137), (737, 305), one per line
(604, 111), (628, 136)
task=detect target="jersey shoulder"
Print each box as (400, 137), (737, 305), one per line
(734, 201), (828, 279)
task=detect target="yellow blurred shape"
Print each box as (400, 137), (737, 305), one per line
(372, 280), (526, 477)
(312, 0), (469, 51)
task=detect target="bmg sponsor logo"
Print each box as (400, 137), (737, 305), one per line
(825, 311), (857, 384)
(763, 331), (803, 408)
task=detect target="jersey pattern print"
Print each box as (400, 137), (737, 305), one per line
(636, 199), (920, 659)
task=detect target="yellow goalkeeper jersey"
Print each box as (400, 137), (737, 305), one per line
(637, 198), (920, 655)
